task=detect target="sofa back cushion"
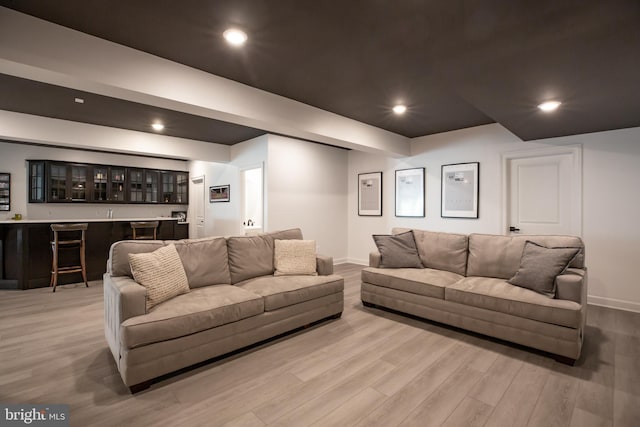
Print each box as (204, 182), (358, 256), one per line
(173, 237), (231, 287)
(392, 228), (468, 275)
(109, 240), (165, 277)
(227, 228), (303, 283)
(268, 228), (304, 240)
(467, 233), (585, 279)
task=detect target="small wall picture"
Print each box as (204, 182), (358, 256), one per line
(441, 162), (479, 218)
(209, 185), (230, 203)
(358, 172), (383, 216)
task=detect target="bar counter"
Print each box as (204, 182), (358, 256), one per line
(0, 218), (189, 290)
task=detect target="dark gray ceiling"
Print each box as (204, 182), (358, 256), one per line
(1, 0), (640, 142)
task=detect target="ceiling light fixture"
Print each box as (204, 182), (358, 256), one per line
(74, 97), (84, 104)
(538, 100), (561, 112)
(392, 104), (407, 115)
(151, 123), (165, 131)
(223, 28), (248, 46)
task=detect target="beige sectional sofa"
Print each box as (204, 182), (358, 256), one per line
(104, 228), (344, 392)
(361, 228), (587, 363)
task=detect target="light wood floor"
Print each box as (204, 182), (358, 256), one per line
(1, 264), (639, 427)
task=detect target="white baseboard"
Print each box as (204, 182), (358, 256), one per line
(340, 258), (367, 266)
(332, 257), (349, 265)
(588, 295), (640, 313)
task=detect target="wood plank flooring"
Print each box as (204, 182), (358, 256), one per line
(1, 264), (639, 426)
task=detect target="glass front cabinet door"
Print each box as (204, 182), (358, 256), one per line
(145, 170), (159, 203)
(110, 167), (126, 202)
(44, 162), (88, 202)
(160, 171), (189, 204)
(128, 168), (144, 203)
(29, 161), (45, 203)
(91, 166), (108, 202)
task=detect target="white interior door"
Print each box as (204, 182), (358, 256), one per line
(504, 146), (582, 236)
(191, 176), (205, 238)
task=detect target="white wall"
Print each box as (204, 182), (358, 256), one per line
(267, 135), (348, 262)
(348, 124), (640, 312)
(186, 134), (349, 263)
(0, 139), (188, 221)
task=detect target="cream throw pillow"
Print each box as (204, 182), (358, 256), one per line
(129, 244), (190, 310)
(274, 239), (318, 276)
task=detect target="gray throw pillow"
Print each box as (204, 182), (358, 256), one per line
(373, 231), (424, 268)
(508, 241), (581, 297)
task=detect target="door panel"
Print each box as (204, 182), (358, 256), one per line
(507, 150), (580, 236)
(191, 176), (205, 239)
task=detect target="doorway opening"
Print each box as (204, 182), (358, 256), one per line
(241, 166), (263, 235)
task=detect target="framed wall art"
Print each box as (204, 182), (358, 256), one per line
(209, 184), (230, 203)
(358, 172), (382, 216)
(395, 167), (425, 217)
(441, 162), (479, 218)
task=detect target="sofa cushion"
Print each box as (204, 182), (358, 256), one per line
(109, 240), (165, 277)
(227, 234), (275, 283)
(467, 234), (585, 279)
(121, 284), (264, 349)
(268, 228), (304, 240)
(373, 231), (423, 268)
(392, 228), (468, 275)
(128, 244), (190, 310)
(274, 239), (318, 276)
(362, 267), (463, 299)
(445, 276), (581, 329)
(227, 229), (304, 284)
(173, 237), (231, 287)
(235, 274), (343, 311)
(508, 241), (581, 297)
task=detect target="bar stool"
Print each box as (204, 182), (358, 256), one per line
(50, 223), (89, 292)
(130, 221), (159, 240)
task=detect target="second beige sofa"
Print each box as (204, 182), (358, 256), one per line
(362, 228), (587, 363)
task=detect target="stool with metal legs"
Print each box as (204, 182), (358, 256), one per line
(50, 223), (89, 292)
(130, 221), (159, 240)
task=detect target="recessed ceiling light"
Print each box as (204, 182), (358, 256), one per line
(74, 97), (84, 104)
(223, 28), (248, 46)
(392, 104), (407, 115)
(151, 123), (165, 131)
(538, 100), (561, 112)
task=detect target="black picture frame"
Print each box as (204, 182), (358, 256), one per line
(209, 185), (230, 203)
(441, 162), (479, 218)
(358, 172), (383, 216)
(395, 167), (425, 217)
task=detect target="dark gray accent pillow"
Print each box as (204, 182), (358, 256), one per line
(373, 231), (424, 268)
(508, 241), (581, 297)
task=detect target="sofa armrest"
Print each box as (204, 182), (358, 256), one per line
(369, 251), (381, 268)
(103, 273), (147, 365)
(555, 268), (587, 305)
(105, 274), (147, 321)
(316, 255), (334, 276)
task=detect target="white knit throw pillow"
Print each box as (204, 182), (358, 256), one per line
(274, 239), (318, 276)
(129, 244), (190, 310)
